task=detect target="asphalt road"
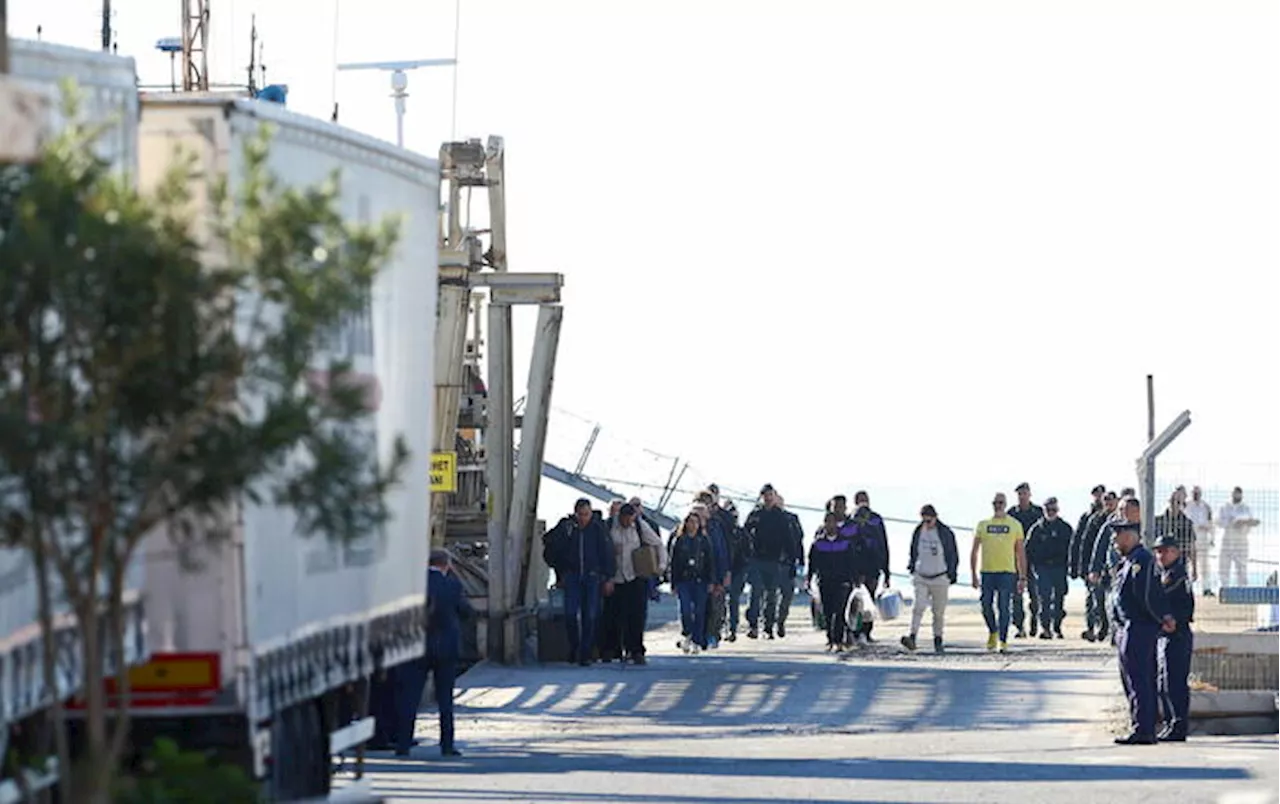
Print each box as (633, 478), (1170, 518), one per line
(343, 596), (1279, 804)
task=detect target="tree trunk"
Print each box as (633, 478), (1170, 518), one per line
(31, 531), (72, 804)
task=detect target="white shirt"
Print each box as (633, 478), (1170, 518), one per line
(609, 519), (666, 583)
(1218, 502), (1255, 538)
(1184, 499), (1212, 531)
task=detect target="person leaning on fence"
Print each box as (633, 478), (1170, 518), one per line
(901, 505), (958, 654)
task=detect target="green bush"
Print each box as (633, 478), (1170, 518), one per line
(113, 739), (260, 804)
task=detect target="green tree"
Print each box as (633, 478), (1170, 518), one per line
(0, 89), (408, 802)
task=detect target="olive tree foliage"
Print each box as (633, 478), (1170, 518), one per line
(0, 90), (407, 801)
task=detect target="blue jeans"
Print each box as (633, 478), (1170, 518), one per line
(562, 572), (603, 663)
(1034, 565), (1068, 632)
(980, 572), (1015, 642)
(675, 581), (709, 648)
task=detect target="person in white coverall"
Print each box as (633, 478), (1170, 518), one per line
(1217, 486), (1259, 589)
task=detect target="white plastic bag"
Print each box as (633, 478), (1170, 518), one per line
(876, 587), (904, 621)
(845, 584), (877, 628)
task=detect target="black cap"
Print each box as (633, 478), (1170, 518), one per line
(708, 483), (720, 493)
(1113, 520), (1141, 534)
(920, 504), (938, 518)
(1091, 484), (1106, 495)
(619, 503), (636, 517)
(1015, 482), (1030, 493)
(429, 548), (451, 566)
(760, 483), (775, 495)
(1155, 535), (1180, 550)
(1044, 497), (1059, 507)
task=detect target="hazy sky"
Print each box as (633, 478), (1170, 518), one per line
(12, 0), (1279, 540)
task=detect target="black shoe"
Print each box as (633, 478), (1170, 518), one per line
(394, 748), (412, 757)
(578, 658), (591, 667)
(1029, 621), (1038, 637)
(442, 746), (463, 757)
(1055, 629), (1064, 639)
(765, 629), (775, 640)
(631, 654), (647, 666)
(900, 634), (917, 652)
(747, 628), (758, 640)
(726, 632), (737, 642)
(1038, 631), (1053, 640)
(933, 636), (944, 654)
(1114, 733), (1158, 745)
(1015, 628), (1027, 639)
(1081, 629), (1095, 641)
(1158, 731), (1187, 742)
(777, 624), (786, 638)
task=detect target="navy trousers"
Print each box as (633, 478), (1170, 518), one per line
(1117, 621), (1161, 737)
(1158, 629), (1193, 735)
(393, 658), (429, 753)
(425, 656), (459, 751)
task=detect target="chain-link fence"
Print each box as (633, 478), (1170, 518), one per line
(1153, 461), (1278, 696)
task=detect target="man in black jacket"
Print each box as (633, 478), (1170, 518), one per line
(721, 501), (752, 641)
(850, 490), (890, 642)
(541, 499), (617, 665)
(902, 504), (958, 654)
(1025, 497), (1073, 639)
(1070, 485), (1106, 580)
(773, 495), (807, 638)
(1076, 491), (1119, 641)
(744, 484), (792, 639)
(1008, 482), (1045, 637)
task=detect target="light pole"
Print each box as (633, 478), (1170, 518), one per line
(335, 58), (455, 149)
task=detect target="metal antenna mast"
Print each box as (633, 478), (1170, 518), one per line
(335, 58), (454, 149)
(181, 0), (209, 91)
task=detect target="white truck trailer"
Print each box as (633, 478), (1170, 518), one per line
(0, 39), (148, 803)
(128, 95), (439, 800)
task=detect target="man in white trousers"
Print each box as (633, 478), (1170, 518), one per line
(901, 505), (959, 655)
(1218, 487), (1260, 589)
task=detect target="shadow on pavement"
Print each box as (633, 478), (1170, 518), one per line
(361, 749), (1252, 788)
(452, 655), (1099, 734)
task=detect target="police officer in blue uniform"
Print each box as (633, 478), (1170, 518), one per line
(1154, 534), (1195, 742)
(396, 548), (474, 757)
(1108, 519), (1176, 745)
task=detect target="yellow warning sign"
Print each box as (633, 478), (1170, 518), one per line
(430, 451), (457, 493)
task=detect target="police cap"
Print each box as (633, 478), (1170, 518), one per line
(1154, 535), (1180, 550)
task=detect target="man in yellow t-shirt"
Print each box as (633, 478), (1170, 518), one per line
(970, 492), (1027, 654)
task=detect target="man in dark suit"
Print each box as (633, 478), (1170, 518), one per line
(395, 548), (474, 757)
